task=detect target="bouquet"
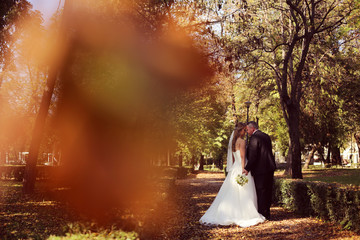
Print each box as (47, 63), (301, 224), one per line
(235, 174), (248, 186)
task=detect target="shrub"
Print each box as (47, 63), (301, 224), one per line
(273, 178), (360, 232)
(273, 179), (312, 216)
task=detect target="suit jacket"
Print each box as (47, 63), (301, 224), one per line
(245, 130), (276, 175)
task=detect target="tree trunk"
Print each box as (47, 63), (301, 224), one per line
(22, 0), (71, 194)
(199, 154), (204, 171)
(178, 154), (183, 167)
(284, 139), (292, 176)
(303, 145), (316, 169)
(326, 142), (331, 164)
(287, 104), (303, 179)
(355, 133), (360, 163)
(23, 67), (58, 194)
(217, 155), (223, 170)
(191, 156), (196, 170)
(284, 154), (292, 176)
(318, 147), (326, 164)
(331, 146), (341, 166)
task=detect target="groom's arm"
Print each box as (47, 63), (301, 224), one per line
(244, 136), (259, 172)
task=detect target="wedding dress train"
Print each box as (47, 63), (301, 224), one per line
(199, 150), (265, 227)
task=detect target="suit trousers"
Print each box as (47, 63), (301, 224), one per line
(253, 172), (274, 220)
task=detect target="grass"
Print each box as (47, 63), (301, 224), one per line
(301, 168), (360, 186)
(203, 165), (223, 172)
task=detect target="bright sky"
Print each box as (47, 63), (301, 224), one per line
(28, 0), (64, 23)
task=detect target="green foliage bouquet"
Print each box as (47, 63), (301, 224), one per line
(235, 174), (248, 186)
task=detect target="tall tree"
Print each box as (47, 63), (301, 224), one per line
(214, 0), (357, 178)
(23, 0), (69, 194)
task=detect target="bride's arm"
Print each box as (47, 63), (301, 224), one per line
(239, 139), (246, 170)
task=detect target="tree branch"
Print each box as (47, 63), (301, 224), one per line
(263, 42), (290, 52)
(258, 59), (282, 81)
(314, 1), (338, 32)
(287, 0), (307, 27)
(315, 17), (345, 34)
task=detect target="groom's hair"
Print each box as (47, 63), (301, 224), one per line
(247, 121), (258, 129)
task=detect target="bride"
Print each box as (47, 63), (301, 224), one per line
(199, 122), (265, 227)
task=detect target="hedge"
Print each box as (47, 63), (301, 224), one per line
(273, 178), (360, 232)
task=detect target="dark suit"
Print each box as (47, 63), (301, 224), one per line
(245, 130), (276, 220)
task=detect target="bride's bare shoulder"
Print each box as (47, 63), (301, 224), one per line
(237, 138), (246, 147)
(235, 138), (245, 148)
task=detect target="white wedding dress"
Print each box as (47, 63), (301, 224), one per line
(199, 150), (265, 227)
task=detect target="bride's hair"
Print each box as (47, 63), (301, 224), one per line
(232, 122), (246, 152)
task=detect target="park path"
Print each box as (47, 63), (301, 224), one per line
(157, 171), (360, 240)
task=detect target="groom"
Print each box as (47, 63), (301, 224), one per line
(243, 121), (276, 220)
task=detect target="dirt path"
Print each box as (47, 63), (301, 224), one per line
(158, 171), (360, 240)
